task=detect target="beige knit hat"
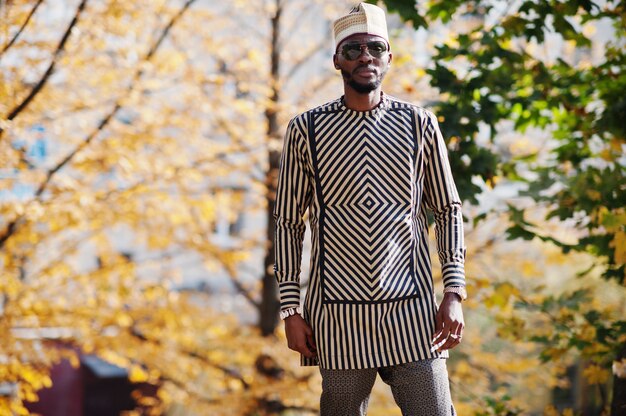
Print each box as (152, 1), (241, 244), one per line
(333, 3), (389, 51)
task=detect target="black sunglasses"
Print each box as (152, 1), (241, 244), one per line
(340, 41), (388, 60)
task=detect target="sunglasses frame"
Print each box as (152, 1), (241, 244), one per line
(340, 41), (388, 61)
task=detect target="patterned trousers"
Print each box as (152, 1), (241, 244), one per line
(319, 358), (456, 416)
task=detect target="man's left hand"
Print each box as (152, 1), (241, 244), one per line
(431, 292), (465, 352)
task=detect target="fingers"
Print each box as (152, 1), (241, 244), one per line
(431, 314), (464, 352)
(432, 298), (465, 352)
(437, 331), (460, 351)
(436, 322), (464, 352)
(431, 308), (446, 349)
(431, 327), (447, 349)
(431, 312), (443, 348)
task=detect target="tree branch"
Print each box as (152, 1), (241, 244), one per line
(33, 0), (197, 198)
(293, 70), (336, 107)
(221, 7), (266, 40)
(1, 0), (87, 138)
(283, 38), (328, 81)
(128, 326), (250, 390)
(223, 265), (261, 309)
(0, 0), (198, 250)
(0, 0), (45, 57)
(279, 2), (314, 50)
(35, 0), (198, 196)
(173, 176), (262, 309)
(158, 374), (220, 405)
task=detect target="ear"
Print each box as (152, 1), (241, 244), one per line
(333, 54), (340, 69)
(387, 52), (393, 67)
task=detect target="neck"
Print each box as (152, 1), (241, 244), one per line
(342, 87), (383, 111)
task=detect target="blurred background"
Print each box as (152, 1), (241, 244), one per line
(0, 0), (624, 415)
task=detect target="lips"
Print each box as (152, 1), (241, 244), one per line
(354, 67), (377, 77)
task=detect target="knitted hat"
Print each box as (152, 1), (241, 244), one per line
(333, 3), (389, 51)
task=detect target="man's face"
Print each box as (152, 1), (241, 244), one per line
(333, 34), (392, 94)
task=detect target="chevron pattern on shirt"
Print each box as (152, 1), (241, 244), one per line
(310, 107), (420, 304)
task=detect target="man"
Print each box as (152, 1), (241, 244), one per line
(273, 3), (467, 415)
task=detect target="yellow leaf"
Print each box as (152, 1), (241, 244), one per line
(129, 365), (149, 383)
(116, 312), (133, 328)
(599, 148), (613, 161)
(582, 364), (610, 384)
(577, 324), (596, 342)
(521, 260), (538, 276)
(69, 353), (81, 368)
(544, 404), (560, 416)
(485, 282), (520, 308)
(585, 189), (601, 201)
(22, 388), (38, 403)
(454, 360), (472, 378)
(609, 230), (626, 264)
(148, 234), (171, 249)
(544, 347), (567, 361)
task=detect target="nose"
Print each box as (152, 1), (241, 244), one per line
(357, 47), (374, 62)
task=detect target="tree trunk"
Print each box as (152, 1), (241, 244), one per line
(612, 343), (626, 415)
(259, 0), (282, 336)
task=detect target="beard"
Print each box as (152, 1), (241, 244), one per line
(341, 68), (383, 94)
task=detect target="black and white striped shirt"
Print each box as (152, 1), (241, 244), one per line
(274, 94), (466, 369)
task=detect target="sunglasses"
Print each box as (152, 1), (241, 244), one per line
(340, 41), (388, 60)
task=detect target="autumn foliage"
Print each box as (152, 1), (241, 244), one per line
(1, 0), (625, 415)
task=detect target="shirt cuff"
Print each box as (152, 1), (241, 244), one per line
(278, 281), (301, 310)
(442, 262), (466, 288)
(279, 307), (302, 320)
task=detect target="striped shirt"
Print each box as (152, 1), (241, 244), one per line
(274, 94), (466, 370)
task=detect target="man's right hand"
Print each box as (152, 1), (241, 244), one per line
(284, 314), (317, 358)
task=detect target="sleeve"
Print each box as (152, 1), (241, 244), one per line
(273, 116), (313, 310)
(422, 111), (467, 288)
